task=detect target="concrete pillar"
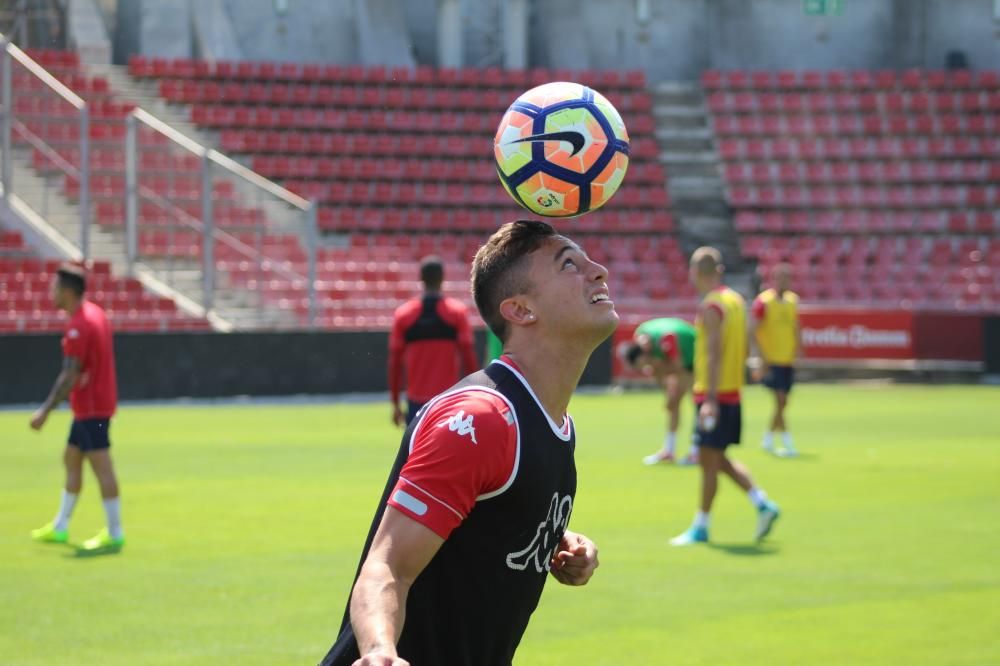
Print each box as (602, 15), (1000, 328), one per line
(437, 0), (462, 67)
(503, 0), (528, 69)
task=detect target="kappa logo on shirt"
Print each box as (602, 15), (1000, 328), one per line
(506, 493), (573, 573)
(438, 409), (478, 444)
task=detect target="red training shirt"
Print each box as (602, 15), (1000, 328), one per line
(388, 294), (478, 404)
(61, 300), (118, 419)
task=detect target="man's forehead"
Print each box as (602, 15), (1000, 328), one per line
(543, 235), (583, 255)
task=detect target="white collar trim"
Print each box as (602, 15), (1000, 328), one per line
(492, 359), (573, 442)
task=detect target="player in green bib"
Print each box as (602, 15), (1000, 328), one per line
(619, 317), (699, 465)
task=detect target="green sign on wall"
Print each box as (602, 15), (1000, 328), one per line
(803, 0), (844, 15)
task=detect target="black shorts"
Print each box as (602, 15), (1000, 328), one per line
(694, 402), (741, 449)
(68, 418), (111, 452)
(763, 365), (795, 393)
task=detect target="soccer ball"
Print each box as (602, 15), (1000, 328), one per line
(494, 81), (630, 217)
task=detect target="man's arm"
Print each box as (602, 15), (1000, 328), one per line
(794, 307), (803, 363)
(388, 316), (406, 427)
(30, 356), (80, 431)
(699, 306), (723, 426)
(350, 507), (444, 664)
(703, 307), (723, 399)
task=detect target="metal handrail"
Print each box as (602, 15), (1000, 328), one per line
(127, 108), (319, 325)
(5, 39), (84, 109)
(132, 107), (310, 211)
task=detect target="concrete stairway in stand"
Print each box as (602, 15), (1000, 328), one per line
(653, 81), (755, 298)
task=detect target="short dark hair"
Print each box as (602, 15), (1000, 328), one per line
(420, 256), (444, 290)
(471, 220), (557, 342)
(56, 264), (86, 296)
(623, 342), (643, 368)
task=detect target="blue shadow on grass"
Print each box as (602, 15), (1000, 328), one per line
(707, 541), (780, 557)
(65, 544), (123, 559)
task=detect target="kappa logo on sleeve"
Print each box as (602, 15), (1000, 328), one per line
(438, 410), (478, 444)
(67, 328), (79, 339)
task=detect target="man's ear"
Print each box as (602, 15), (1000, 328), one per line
(499, 296), (537, 330)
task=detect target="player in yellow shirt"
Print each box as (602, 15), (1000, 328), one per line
(671, 247), (780, 546)
(750, 263), (801, 457)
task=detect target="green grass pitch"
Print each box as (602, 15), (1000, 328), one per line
(1, 383), (998, 665)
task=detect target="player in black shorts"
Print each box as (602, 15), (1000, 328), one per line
(320, 221), (618, 666)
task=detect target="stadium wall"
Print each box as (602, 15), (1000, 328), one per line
(1, 332), (612, 404)
(115, 0), (1000, 78)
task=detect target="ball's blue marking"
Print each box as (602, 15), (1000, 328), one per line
(497, 85), (630, 215)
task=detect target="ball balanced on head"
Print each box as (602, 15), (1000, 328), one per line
(494, 81), (630, 217)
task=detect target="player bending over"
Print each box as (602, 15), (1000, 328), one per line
(320, 220), (617, 666)
(619, 317), (699, 465)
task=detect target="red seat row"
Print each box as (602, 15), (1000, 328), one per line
(190, 103), (656, 135)
(708, 90), (1000, 114)
(158, 79), (653, 113)
(14, 96), (135, 119)
(95, 201), (266, 229)
(712, 112), (1000, 136)
(288, 180), (668, 209)
(131, 56), (647, 90)
(723, 160), (1000, 185)
(317, 207), (675, 234)
(251, 155), (665, 185)
(24, 49), (80, 68)
(63, 175), (236, 201)
(219, 129), (659, 160)
(702, 69), (1000, 91)
(728, 185), (1000, 209)
(12, 71), (110, 97)
(718, 136), (1000, 161)
(734, 210), (950, 234)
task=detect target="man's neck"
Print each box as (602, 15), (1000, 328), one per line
(64, 298), (83, 315)
(503, 335), (594, 422)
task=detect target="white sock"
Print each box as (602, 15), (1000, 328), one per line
(53, 490), (78, 531)
(693, 510), (710, 529)
(102, 497), (123, 539)
(664, 431), (677, 455)
(689, 443), (700, 457)
(763, 431), (774, 447)
(782, 431), (795, 449)
(748, 487), (768, 509)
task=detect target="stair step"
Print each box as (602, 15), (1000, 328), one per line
(659, 151), (718, 164)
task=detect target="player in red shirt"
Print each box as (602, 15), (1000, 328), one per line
(388, 256), (478, 426)
(29, 264), (123, 553)
(322, 221), (616, 666)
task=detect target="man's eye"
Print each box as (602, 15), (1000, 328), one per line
(563, 258), (577, 269)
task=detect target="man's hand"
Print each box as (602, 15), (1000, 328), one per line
(550, 531), (599, 586)
(391, 404), (405, 427)
(698, 399), (719, 431)
(353, 649), (409, 666)
(749, 356), (768, 383)
(29, 408), (49, 431)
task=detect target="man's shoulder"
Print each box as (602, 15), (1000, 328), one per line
(439, 296), (469, 315)
(392, 297), (422, 319)
(417, 387), (516, 445)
